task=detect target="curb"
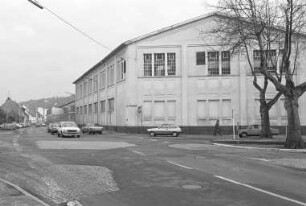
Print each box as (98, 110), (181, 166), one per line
(0, 177), (51, 206)
(213, 143), (306, 153)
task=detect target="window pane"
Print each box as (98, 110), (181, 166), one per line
(167, 53), (176, 76)
(167, 101), (176, 120)
(208, 52), (219, 76)
(196, 52), (206, 65)
(154, 53), (165, 76)
(144, 54), (152, 76)
(221, 51), (230, 75)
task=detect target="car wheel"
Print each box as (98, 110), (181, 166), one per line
(172, 132), (178, 137)
(77, 135), (80, 138)
(58, 133), (61, 137)
(240, 132), (248, 138)
(149, 132), (156, 137)
(100, 131), (102, 134)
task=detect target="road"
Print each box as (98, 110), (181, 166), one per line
(0, 127), (305, 206)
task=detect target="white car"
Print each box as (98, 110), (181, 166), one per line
(147, 124), (182, 137)
(57, 121), (81, 138)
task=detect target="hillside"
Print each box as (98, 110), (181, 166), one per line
(20, 95), (75, 115)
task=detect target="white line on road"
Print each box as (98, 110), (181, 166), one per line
(148, 139), (157, 141)
(248, 157), (271, 162)
(214, 175), (306, 206)
(130, 150), (146, 156)
(0, 177), (51, 206)
(167, 161), (193, 170)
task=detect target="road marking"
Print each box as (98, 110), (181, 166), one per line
(0, 177), (51, 206)
(167, 161), (193, 170)
(214, 175), (306, 206)
(149, 139), (157, 141)
(130, 150), (146, 156)
(248, 157), (271, 162)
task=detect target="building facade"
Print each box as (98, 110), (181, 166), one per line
(73, 13), (306, 133)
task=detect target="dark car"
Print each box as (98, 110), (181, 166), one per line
(48, 123), (59, 135)
(81, 123), (103, 134)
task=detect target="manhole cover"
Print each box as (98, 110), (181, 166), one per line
(181, 184), (202, 190)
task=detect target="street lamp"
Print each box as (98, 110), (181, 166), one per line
(28, 0), (43, 9)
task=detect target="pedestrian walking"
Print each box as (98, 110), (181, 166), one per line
(213, 120), (222, 136)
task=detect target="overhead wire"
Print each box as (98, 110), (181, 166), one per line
(28, 0), (111, 51)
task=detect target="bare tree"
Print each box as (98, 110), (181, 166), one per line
(209, 0), (305, 148)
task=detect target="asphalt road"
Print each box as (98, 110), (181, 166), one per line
(0, 127), (305, 206)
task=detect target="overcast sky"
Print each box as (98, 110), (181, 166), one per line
(0, 0), (215, 103)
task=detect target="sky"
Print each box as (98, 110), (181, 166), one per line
(0, 0), (215, 103)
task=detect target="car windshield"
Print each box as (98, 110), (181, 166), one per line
(61, 122), (77, 127)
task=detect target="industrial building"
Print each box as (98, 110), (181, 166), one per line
(73, 12), (306, 133)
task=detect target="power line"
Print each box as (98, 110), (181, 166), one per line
(27, 0), (111, 51)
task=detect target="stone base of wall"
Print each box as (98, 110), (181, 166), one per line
(82, 125), (306, 135)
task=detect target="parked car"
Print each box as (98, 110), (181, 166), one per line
(57, 121), (81, 138)
(48, 123), (59, 135)
(147, 124), (182, 137)
(0, 123), (18, 130)
(238, 125), (279, 137)
(81, 123), (103, 134)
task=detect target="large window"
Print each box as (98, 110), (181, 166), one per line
(208, 51), (219, 76)
(88, 78), (93, 94)
(100, 70), (106, 89)
(196, 52), (206, 65)
(108, 98), (114, 113)
(84, 105), (87, 115)
(221, 51), (230, 75)
(100, 100), (106, 113)
(93, 75), (98, 92)
(88, 104), (92, 114)
(253, 50), (277, 72)
(107, 65), (115, 86)
(94, 102), (98, 114)
(117, 59), (126, 81)
(143, 53), (176, 76)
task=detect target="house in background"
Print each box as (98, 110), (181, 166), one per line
(46, 100), (75, 123)
(73, 12), (306, 134)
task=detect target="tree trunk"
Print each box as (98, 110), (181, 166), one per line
(260, 104), (273, 138)
(285, 96), (304, 149)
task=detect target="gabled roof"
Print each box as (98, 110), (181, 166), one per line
(73, 12), (221, 84)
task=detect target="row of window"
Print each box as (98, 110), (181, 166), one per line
(76, 59), (126, 99)
(76, 98), (115, 115)
(143, 53), (176, 77)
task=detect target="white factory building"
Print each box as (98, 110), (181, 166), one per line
(73, 12), (306, 134)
